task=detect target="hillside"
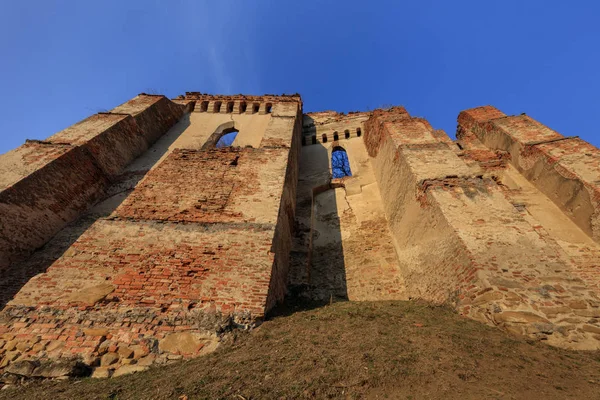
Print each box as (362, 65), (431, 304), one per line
(2, 300), (600, 399)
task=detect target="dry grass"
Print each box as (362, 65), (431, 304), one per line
(2, 300), (600, 399)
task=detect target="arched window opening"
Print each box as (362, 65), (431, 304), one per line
(200, 101), (209, 112)
(322, 134), (328, 143)
(216, 129), (239, 148)
(331, 147), (352, 178)
(214, 101), (222, 113)
(240, 101), (247, 113)
(311, 136), (317, 145)
(356, 127), (362, 137)
(344, 129), (350, 139)
(227, 102), (234, 113)
(265, 103), (273, 113)
(253, 103), (260, 113)
(333, 131), (339, 141)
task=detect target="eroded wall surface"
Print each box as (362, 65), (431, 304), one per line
(290, 111), (407, 302)
(364, 106), (600, 350)
(2, 92), (600, 382)
(0, 94), (187, 272)
(0, 94), (301, 377)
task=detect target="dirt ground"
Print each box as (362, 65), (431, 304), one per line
(2, 300), (600, 399)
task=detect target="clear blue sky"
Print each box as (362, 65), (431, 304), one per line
(1, 0), (599, 154)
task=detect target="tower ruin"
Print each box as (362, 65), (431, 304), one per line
(1, 93), (599, 378)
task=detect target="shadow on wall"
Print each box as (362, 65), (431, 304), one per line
(0, 114), (193, 309)
(285, 141), (348, 309)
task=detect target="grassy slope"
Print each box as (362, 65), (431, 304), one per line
(2, 301), (600, 400)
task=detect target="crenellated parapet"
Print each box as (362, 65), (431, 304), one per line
(302, 110), (371, 145)
(178, 92), (301, 116)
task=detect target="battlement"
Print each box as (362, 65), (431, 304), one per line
(302, 110), (372, 145)
(178, 92), (301, 115)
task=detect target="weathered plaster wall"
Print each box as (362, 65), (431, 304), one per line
(458, 106), (600, 242)
(364, 108), (476, 302)
(0, 94), (186, 272)
(290, 111), (407, 302)
(0, 144), (109, 271)
(0, 93), (301, 378)
(365, 107), (600, 350)
(302, 111), (369, 145)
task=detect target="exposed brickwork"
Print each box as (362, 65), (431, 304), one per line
(111, 95), (186, 144)
(0, 95), (187, 274)
(0, 143), (109, 271)
(2, 92), (600, 382)
(366, 106), (600, 350)
(48, 113), (148, 178)
(0, 92), (301, 378)
(13, 219), (275, 315)
(115, 148), (289, 225)
(458, 106), (600, 242)
(181, 92), (301, 104)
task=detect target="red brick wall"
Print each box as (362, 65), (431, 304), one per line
(0, 143), (109, 270)
(115, 147), (290, 225)
(0, 95), (187, 272)
(112, 95), (187, 144)
(48, 113), (148, 178)
(0, 95), (302, 373)
(16, 219), (276, 316)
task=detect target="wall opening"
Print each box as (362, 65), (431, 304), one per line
(227, 101), (234, 113)
(253, 103), (260, 114)
(240, 101), (247, 113)
(214, 101), (222, 113)
(331, 147), (352, 178)
(312, 136), (317, 145)
(356, 127), (362, 137)
(216, 129), (239, 148)
(265, 103), (273, 113)
(202, 121), (240, 150)
(333, 131), (339, 141)
(344, 129), (350, 139)
(322, 134), (328, 143)
(200, 101), (209, 112)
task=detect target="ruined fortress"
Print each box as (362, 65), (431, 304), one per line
(1, 92), (600, 378)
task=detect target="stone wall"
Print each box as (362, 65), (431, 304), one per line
(0, 93), (301, 378)
(363, 107), (476, 302)
(458, 106), (600, 242)
(289, 110), (407, 302)
(2, 93), (600, 383)
(0, 94), (186, 272)
(365, 106), (600, 350)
